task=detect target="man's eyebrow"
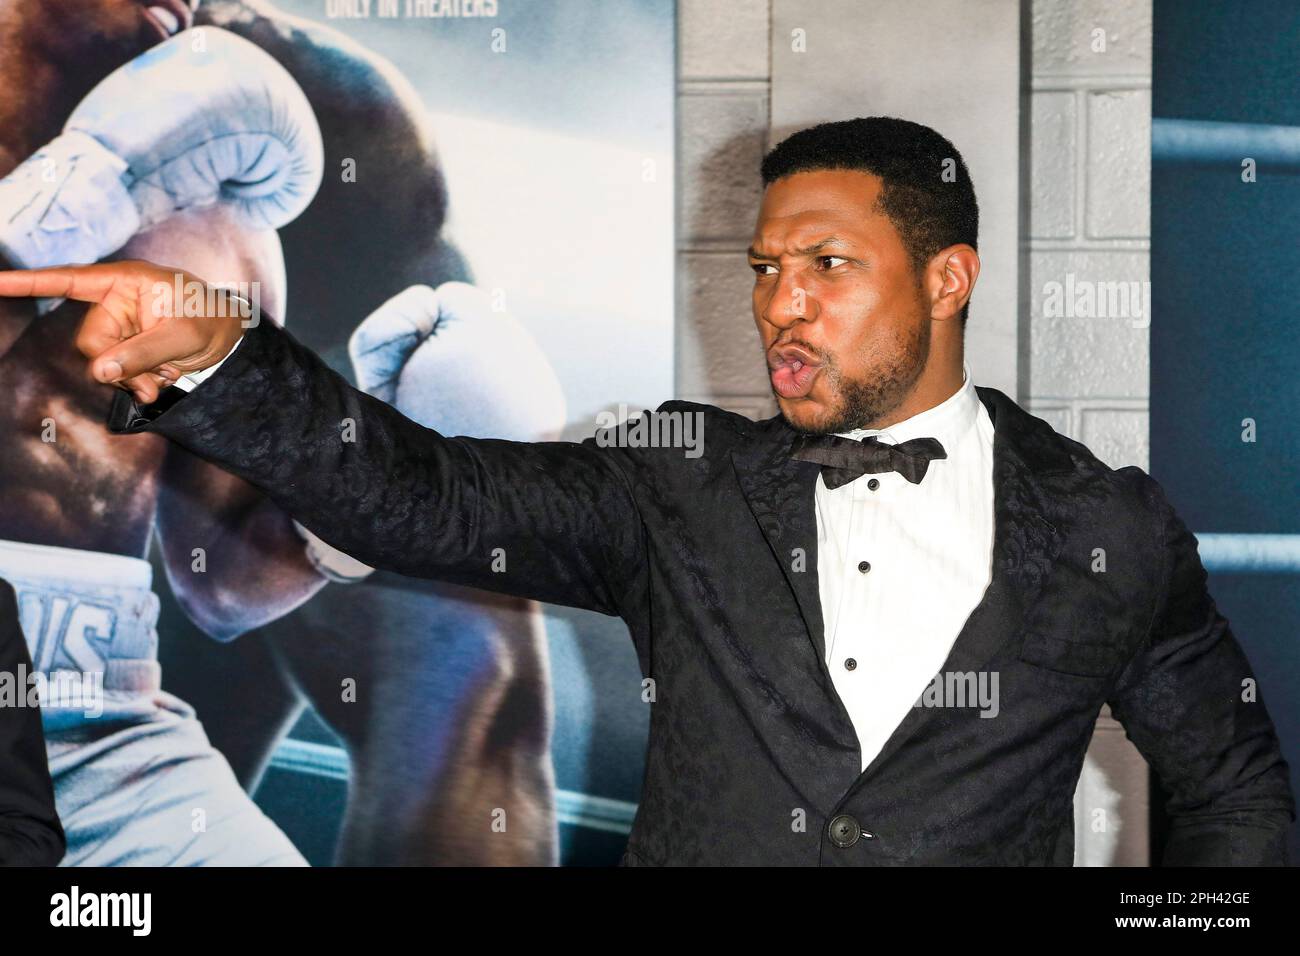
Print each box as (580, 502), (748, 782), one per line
(746, 236), (855, 259)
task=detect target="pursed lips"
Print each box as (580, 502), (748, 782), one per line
(768, 343), (825, 399)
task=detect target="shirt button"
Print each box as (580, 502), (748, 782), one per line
(867, 478), (880, 490)
(844, 657), (857, 671)
(857, 560), (871, 573)
(827, 814), (863, 848)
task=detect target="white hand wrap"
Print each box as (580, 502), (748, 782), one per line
(293, 520), (375, 584)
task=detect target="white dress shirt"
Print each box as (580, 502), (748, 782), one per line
(815, 364), (995, 773)
(173, 335), (243, 392)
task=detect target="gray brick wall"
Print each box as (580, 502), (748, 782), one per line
(676, 0), (775, 421)
(1027, 0), (1152, 471)
(1029, 0), (1152, 866)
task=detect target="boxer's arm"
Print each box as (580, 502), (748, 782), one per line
(111, 315), (648, 619)
(145, 217), (326, 640)
(156, 443), (327, 642)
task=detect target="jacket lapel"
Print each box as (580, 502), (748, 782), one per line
(731, 429), (828, 662)
(732, 386), (1079, 783)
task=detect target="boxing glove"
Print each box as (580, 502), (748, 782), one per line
(297, 284), (568, 584)
(0, 27), (323, 280)
(349, 282), (566, 443)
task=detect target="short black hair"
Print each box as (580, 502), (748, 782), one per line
(760, 116), (980, 325)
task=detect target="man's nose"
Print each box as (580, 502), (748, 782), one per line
(761, 273), (817, 329)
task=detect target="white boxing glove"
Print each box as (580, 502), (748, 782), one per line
(0, 27), (323, 281)
(349, 282), (566, 443)
(305, 283), (568, 584)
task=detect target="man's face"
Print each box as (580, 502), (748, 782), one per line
(749, 169), (932, 435)
(26, 0), (199, 64)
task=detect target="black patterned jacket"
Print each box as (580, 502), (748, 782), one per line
(0, 579), (66, 866)
(109, 316), (1294, 866)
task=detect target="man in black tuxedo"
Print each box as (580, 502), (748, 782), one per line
(0, 578), (66, 865)
(1, 117), (1293, 865)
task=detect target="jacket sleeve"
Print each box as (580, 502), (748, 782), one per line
(106, 314), (648, 619)
(1106, 473), (1295, 865)
(0, 579), (66, 867)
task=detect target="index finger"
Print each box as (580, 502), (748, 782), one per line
(0, 265), (120, 303)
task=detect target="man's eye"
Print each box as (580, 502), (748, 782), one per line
(751, 263), (777, 276)
(818, 256), (848, 269)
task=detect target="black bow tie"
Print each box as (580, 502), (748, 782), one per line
(790, 433), (947, 489)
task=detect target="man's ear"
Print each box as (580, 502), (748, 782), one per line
(926, 244), (980, 322)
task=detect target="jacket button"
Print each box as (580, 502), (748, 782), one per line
(827, 813), (862, 848)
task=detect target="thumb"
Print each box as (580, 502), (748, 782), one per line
(92, 319), (207, 383)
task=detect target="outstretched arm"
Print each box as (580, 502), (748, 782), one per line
(1107, 475), (1295, 865)
(116, 313), (646, 616)
(0, 262), (647, 619)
